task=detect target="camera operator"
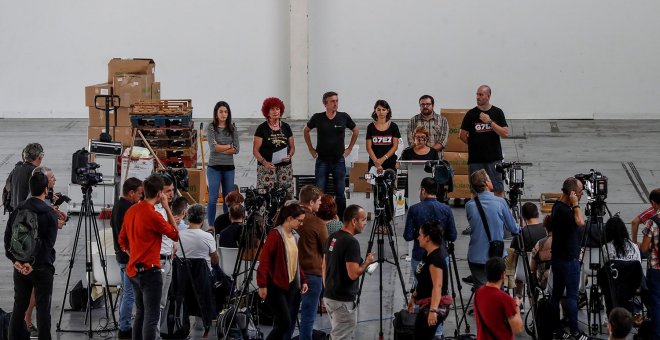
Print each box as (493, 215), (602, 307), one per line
(508, 202), (545, 298)
(119, 175), (179, 340)
(322, 205), (375, 339)
(404, 177), (456, 289)
(549, 177), (587, 340)
(465, 170), (520, 287)
(639, 189), (660, 338)
(6, 143), (44, 213)
(217, 203), (244, 248)
(5, 172), (58, 340)
(110, 177), (144, 339)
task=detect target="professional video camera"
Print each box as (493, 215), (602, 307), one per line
(364, 168), (397, 206)
(242, 185), (288, 227)
(159, 167), (189, 192)
(74, 163), (103, 187)
(424, 160), (454, 201)
(496, 161), (527, 208)
(575, 170), (608, 202)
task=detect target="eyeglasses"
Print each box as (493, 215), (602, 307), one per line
(415, 136), (427, 141)
(419, 103), (433, 107)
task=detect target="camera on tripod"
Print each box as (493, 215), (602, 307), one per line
(575, 170), (608, 202)
(74, 163), (104, 186)
(241, 185), (288, 228)
(364, 168), (397, 207)
(159, 167), (189, 192)
(496, 162), (525, 188)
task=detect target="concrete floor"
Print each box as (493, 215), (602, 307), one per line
(0, 118), (658, 339)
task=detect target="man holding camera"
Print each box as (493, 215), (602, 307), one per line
(549, 177), (588, 340)
(465, 170), (519, 287)
(119, 175), (179, 340)
(404, 177), (456, 288)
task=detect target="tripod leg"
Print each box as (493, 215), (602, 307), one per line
(385, 224), (408, 305)
(88, 201), (118, 328)
(56, 201), (86, 330)
(356, 218), (378, 305)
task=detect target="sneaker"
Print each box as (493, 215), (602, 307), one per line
(27, 324), (38, 338)
(571, 331), (589, 340)
(117, 328), (132, 339)
(462, 226), (472, 235)
(462, 275), (477, 285)
(553, 330), (570, 339)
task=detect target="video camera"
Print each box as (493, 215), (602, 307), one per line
(159, 167), (189, 192)
(575, 170), (608, 202)
(74, 163), (104, 186)
(364, 168), (397, 208)
(241, 185), (288, 225)
(496, 162), (525, 188)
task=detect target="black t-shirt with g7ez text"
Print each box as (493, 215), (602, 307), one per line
(323, 229), (362, 301)
(306, 112), (356, 162)
(366, 122), (400, 170)
(460, 105), (507, 164)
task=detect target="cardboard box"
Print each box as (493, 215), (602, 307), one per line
(87, 126), (113, 142)
(443, 152), (469, 175)
(185, 168), (206, 204)
(116, 107), (131, 127)
(88, 107), (116, 127)
(152, 82), (161, 100)
(120, 156), (154, 186)
(113, 74), (154, 107)
(114, 126), (134, 147)
(442, 110), (469, 153)
(448, 175), (472, 199)
(108, 58), (155, 82)
(84, 83), (112, 107)
(349, 161), (371, 193)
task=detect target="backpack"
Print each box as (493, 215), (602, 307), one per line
(8, 208), (40, 263)
(526, 291), (553, 340)
(392, 309), (415, 340)
(216, 306), (260, 340)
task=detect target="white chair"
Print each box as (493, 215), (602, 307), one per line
(91, 242), (122, 287)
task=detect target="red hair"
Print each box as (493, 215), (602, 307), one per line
(261, 97), (285, 118)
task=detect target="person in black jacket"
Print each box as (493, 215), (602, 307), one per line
(110, 177), (144, 339)
(4, 171), (58, 340)
(7, 143), (44, 211)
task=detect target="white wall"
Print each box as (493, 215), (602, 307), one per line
(0, 1), (290, 119)
(309, 0), (660, 119)
(1, 1), (659, 119)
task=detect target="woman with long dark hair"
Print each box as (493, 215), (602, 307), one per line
(408, 220), (450, 339)
(253, 97), (295, 198)
(206, 101), (239, 226)
(603, 215), (641, 263)
(257, 203), (309, 339)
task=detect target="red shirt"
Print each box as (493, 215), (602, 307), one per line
(639, 207), (657, 224)
(118, 200), (179, 277)
(474, 285), (517, 340)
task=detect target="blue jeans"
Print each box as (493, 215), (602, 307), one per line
(119, 263), (135, 332)
(315, 157), (346, 218)
(130, 268), (163, 340)
(550, 259), (580, 334)
(207, 166), (235, 226)
(647, 268), (660, 337)
(299, 274), (323, 340)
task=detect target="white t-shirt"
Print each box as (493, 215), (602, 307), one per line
(602, 239), (641, 263)
(155, 203), (174, 255)
(175, 228), (216, 270)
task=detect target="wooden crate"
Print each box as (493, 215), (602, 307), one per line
(540, 192), (562, 213)
(132, 99), (193, 115)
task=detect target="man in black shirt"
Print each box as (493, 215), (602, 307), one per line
(7, 143), (44, 211)
(459, 85), (509, 197)
(322, 205), (374, 339)
(218, 203), (244, 248)
(110, 177), (144, 339)
(303, 91), (358, 218)
(5, 172), (58, 340)
(549, 177), (588, 340)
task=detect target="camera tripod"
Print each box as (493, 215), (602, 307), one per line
(356, 189), (408, 340)
(56, 184), (118, 336)
(445, 242), (475, 339)
(579, 199), (615, 336)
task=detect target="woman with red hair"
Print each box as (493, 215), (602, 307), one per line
(253, 97), (295, 198)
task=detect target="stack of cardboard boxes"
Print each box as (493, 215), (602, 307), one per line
(84, 58), (161, 147)
(441, 109), (471, 199)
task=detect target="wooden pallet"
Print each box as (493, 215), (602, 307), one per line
(132, 99), (193, 115)
(160, 154), (198, 169)
(135, 130), (197, 148)
(540, 192), (562, 213)
(131, 113), (193, 128)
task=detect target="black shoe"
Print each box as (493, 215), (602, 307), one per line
(118, 329), (132, 339)
(462, 275), (477, 285)
(571, 331), (589, 340)
(553, 330), (570, 339)
(462, 226), (472, 235)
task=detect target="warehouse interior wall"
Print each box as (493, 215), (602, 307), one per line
(1, 0), (658, 120)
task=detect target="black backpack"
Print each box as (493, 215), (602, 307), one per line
(8, 208), (40, 263)
(392, 309), (415, 340)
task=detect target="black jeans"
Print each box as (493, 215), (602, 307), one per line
(9, 265), (55, 340)
(414, 309), (439, 340)
(265, 282), (301, 340)
(130, 268), (163, 340)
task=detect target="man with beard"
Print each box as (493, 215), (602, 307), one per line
(322, 205), (375, 339)
(406, 95), (448, 158)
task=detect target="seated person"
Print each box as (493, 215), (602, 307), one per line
(218, 204), (245, 248)
(317, 194), (343, 235)
(399, 126), (439, 164)
(508, 202), (546, 295)
(176, 204), (219, 271)
(602, 215), (641, 263)
(530, 215), (553, 293)
(213, 191), (244, 234)
(171, 196), (189, 230)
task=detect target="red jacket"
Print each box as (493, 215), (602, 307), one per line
(257, 227), (307, 291)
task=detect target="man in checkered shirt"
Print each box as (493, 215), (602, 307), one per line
(640, 188), (660, 338)
(406, 94), (448, 158)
